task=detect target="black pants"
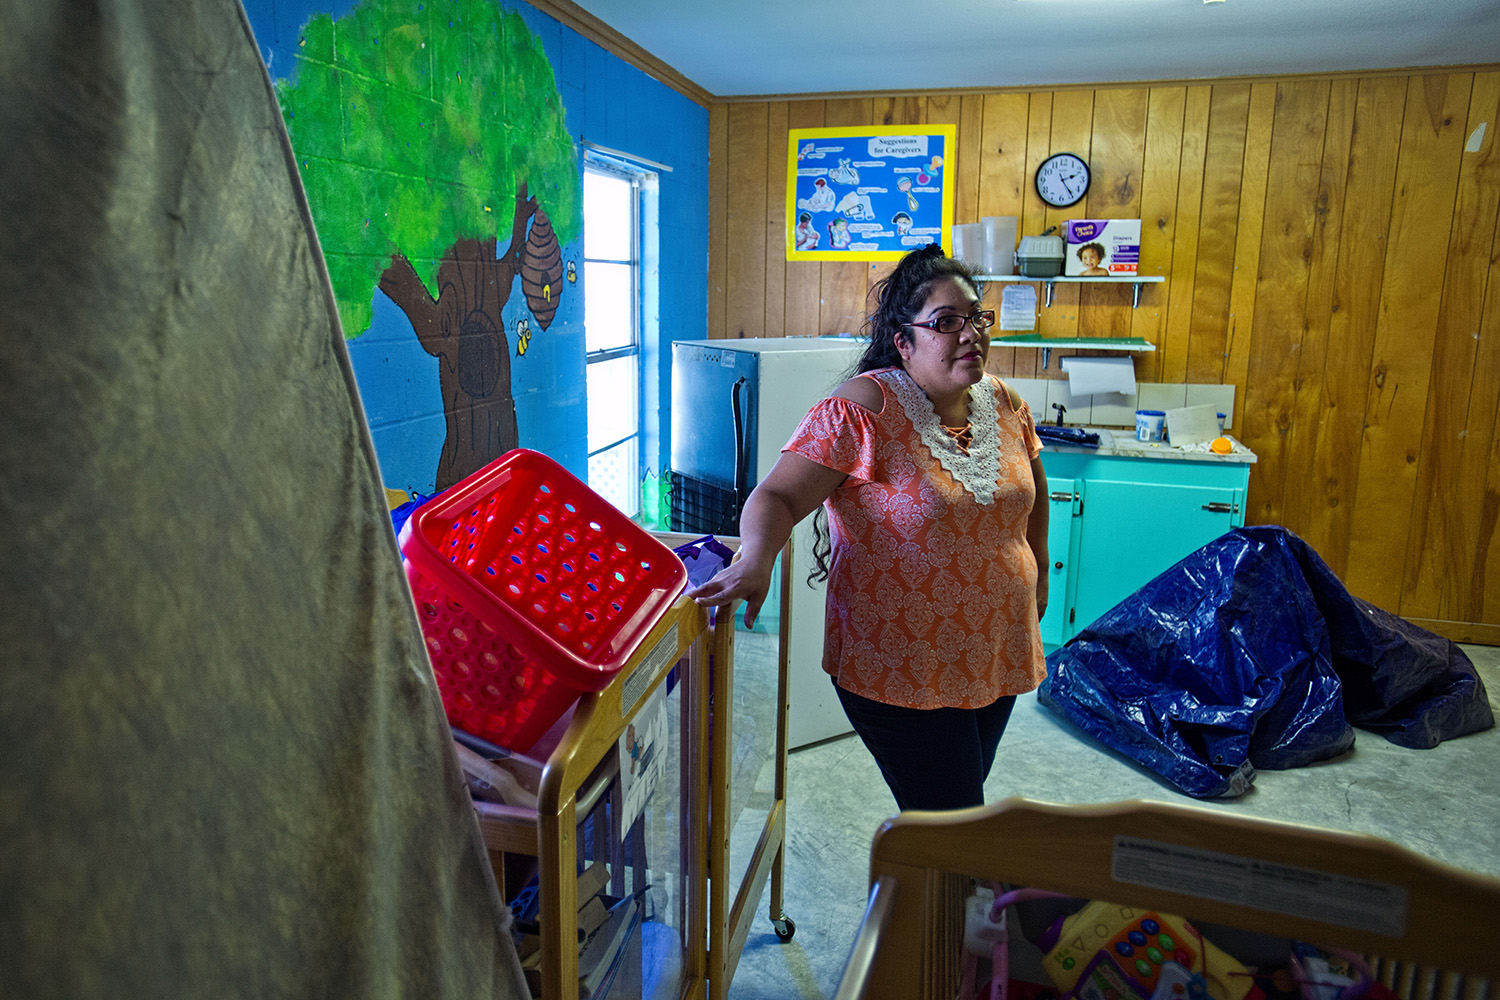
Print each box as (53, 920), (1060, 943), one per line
(834, 681), (1017, 811)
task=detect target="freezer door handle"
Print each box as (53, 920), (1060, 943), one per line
(731, 376), (749, 500)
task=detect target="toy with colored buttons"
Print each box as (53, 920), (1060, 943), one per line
(1043, 905), (1203, 998)
(1041, 902), (1256, 1000)
(1069, 951), (1152, 1000)
(1104, 913), (1199, 994)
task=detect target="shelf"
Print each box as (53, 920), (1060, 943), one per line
(990, 334), (1156, 369)
(978, 274), (1166, 308)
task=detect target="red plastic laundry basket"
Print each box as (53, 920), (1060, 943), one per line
(398, 449), (688, 752)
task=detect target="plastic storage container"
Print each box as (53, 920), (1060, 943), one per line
(1015, 232), (1065, 277)
(1135, 409), (1166, 442)
(399, 449), (689, 751)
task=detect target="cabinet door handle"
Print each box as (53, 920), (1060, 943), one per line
(1202, 501), (1239, 514)
(1049, 491), (1075, 502)
(1054, 561), (1063, 569)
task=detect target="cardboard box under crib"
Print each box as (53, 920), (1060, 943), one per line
(1064, 219), (1141, 277)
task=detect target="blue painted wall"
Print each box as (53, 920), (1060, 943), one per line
(244, 0), (707, 498)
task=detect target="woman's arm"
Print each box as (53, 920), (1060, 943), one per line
(1026, 454), (1049, 619)
(685, 451), (847, 629)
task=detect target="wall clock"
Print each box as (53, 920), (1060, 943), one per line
(1035, 153), (1090, 208)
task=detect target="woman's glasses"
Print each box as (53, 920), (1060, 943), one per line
(903, 310), (996, 336)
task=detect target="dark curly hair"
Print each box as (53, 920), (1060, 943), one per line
(853, 242), (983, 374)
(1077, 242), (1106, 262)
(808, 244), (982, 583)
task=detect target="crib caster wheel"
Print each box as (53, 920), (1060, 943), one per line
(772, 916), (795, 941)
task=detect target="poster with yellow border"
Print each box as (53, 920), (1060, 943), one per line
(786, 124), (956, 261)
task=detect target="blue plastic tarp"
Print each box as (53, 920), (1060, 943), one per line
(1039, 526), (1493, 798)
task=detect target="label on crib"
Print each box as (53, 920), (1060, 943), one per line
(1111, 836), (1407, 937)
(622, 623), (679, 714)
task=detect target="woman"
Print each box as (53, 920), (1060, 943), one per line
(687, 244), (1049, 811)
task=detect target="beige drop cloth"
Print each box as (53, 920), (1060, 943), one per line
(0, 2), (527, 997)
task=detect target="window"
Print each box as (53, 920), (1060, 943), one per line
(583, 157), (652, 518)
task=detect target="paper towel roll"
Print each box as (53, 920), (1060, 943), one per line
(1060, 356), (1137, 396)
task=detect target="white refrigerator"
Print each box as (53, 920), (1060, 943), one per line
(669, 337), (868, 749)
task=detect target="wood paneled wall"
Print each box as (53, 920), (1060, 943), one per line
(707, 71), (1500, 641)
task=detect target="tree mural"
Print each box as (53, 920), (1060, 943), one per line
(276, 0), (580, 490)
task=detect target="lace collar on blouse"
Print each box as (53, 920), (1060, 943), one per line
(874, 368), (1002, 506)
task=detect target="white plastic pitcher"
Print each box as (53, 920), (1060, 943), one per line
(981, 216), (1018, 275)
(951, 223), (984, 268)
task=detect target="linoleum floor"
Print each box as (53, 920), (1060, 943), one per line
(723, 639), (1500, 1000)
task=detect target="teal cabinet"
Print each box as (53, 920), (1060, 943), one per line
(1038, 477), (1079, 648)
(1071, 478), (1245, 632)
(1039, 444), (1251, 649)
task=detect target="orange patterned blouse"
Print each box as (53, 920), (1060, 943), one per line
(784, 367), (1047, 710)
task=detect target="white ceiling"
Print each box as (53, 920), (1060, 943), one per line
(568, 0), (1500, 99)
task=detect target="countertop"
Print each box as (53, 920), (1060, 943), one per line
(1039, 427), (1258, 464)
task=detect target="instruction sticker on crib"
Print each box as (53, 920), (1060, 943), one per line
(618, 682), (668, 834)
(1112, 836), (1407, 937)
(621, 623), (678, 715)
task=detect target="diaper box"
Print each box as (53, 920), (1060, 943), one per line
(1063, 219), (1141, 277)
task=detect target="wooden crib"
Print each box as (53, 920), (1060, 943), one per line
(835, 797), (1499, 1000)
